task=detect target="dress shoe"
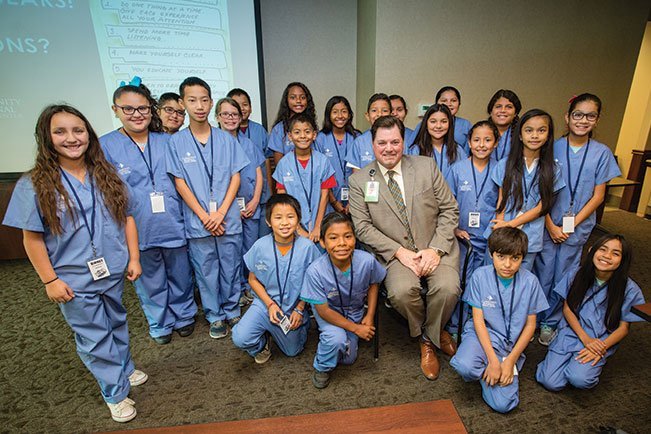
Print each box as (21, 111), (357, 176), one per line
(419, 339), (440, 380)
(439, 330), (457, 357)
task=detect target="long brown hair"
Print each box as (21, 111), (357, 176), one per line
(31, 104), (128, 234)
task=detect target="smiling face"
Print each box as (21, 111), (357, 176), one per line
(390, 98), (407, 122)
(322, 221), (356, 265)
(158, 99), (185, 133)
(520, 115), (550, 156)
(426, 111), (450, 142)
(288, 120), (316, 152)
(181, 85), (213, 124)
(365, 100), (391, 126)
(372, 124), (404, 169)
(593, 238), (623, 278)
(437, 90), (460, 117)
(490, 97), (517, 128)
(113, 92), (151, 135)
(267, 203), (300, 243)
(287, 85), (307, 114)
(469, 125), (497, 161)
(216, 101), (241, 134)
(492, 251), (523, 278)
(231, 94), (251, 122)
(330, 102), (350, 130)
(50, 112), (90, 164)
(566, 100), (599, 139)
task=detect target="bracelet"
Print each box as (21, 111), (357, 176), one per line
(293, 308), (304, 317)
(267, 300), (276, 308)
(43, 276), (59, 285)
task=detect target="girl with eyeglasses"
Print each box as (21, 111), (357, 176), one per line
(158, 92), (186, 134)
(534, 94), (621, 346)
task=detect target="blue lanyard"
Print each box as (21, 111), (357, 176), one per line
(272, 238), (295, 309)
(565, 138), (590, 210)
(494, 272), (516, 345)
(522, 166), (538, 205)
(471, 159), (490, 210)
(60, 169), (98, 257)
(122, 129), (155, 190)
(328, 256), (354, 320)
(580, 280), (608, 313)
(498, 127), (510, 160)
(331, 133), (348, 177)
(189, 127), (214, 197)
(293, 151), (314, 215)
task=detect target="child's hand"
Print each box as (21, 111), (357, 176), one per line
(490, 219), (511, 230)
(297, 227), (310, 238)
(499, 357), (515, 386)
(454, 228), (470, 240)
(243, 199), (259, 219)
(212, 222), (225, 237)
(289, 309), (303, 330)
(45, 279), (75, 303)
(576, 348), (603, 366)
(126, 259), (142, 282)
(584, 337), (607, 356)
(354, 323), (375, 341)
(482, 360), (502, 387)
(267, 302), (283, 325)
(360, 314), (374, 327)
(547, 223), (569, 243)
(309, 225), (321, 243)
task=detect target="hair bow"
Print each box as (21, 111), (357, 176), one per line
(568, 94), (578, 104)
(119, 76), (142, 87)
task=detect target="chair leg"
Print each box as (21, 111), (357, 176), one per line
(373, 294), (380, 361)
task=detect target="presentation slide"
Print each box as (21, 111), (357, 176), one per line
(0, 0), (263, 173)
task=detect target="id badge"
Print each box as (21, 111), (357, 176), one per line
(364, 181), (379, 202)
(515, 211), (524, 230)
(209, 200), (218, 213)
(236, 197), (246, 212)
(87, 257), (110, 281)
(468, 211), (481, 228)
(150, 192), (165, 214)
(562, 214), (575, 233)
(279, 314), (291, 335)
(502, 357), (518, 376)
(340, 187), (350, 202)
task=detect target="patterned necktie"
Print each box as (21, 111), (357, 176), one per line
(387, 170), (417, 251)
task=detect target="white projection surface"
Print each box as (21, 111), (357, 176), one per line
(0, 0), (263, 173)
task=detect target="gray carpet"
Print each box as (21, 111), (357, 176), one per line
(1, 208), (649, 433)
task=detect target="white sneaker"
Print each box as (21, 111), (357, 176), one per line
(538, 324), (558, 346)
(107, 398), (137, 423)
(128, 369), (148, 386)
(254, 340), (271, 364)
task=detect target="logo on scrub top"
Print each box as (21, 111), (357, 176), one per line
(182, 152), (197, 164)
(327, 288), (340, 299)
(255, 261), (268, 271)
(117, 163), (131, 176)
(482, 295), (497, 309)
(324, 148), (334, 158)
(362, 151), (373, 162)
(460, 180), (472, 192)
(283, 171), (294, 183)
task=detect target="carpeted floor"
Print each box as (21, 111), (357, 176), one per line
(0, 208), (649, 434)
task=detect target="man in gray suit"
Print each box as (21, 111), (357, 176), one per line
(349, 115), (460, 380)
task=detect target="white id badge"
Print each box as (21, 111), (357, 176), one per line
(468, 212), (481, 228)
(87, 257), (110, 281)
(209, 200), (218, 213)
(562, 215), (575, 233)
(364, 181), (379, 202)
(502, 357), (518, 376)
(236, 197), (246, 212)
(340, 187), (350, 202)
(279, 314), (291, 335)
(515, 211), (524, 230)
(150, 192), (165, 214)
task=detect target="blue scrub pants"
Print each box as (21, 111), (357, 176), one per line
(313, 310), (359, 372)
(450, 333), (521, 414)
(258, 204), (272, 237)
(536, 347), (605, 391)
(231, 301), (308, 357)
(188, 234), (242, 323)
(59, 277), (134, 404)
(447, 239), (484, 334)
(134, 245), (197, 337)
(240, 218), (260, 290)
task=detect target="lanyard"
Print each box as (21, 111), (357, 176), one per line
(522, 166), (538, 205)
(293, 151), (314, 215)
(60, 169), (98, 257)
(471, 159), (490, 210)
(272, 238), (295, 309)
(565, 138), (590, 210)
(331, 133), (348, 176)
(190, 127), (214, 197)
(498, 127), (510, 160)
(122, 129), (155, 190)
(580, 280), (608, 312)
(494, 272), (516, 345)
(328, 257), (354, 320)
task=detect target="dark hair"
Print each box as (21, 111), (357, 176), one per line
(488, 227), (528, 257)
(468, 120), (499, 147)
(389, 94), (408, 114)
(321, 96), (359, 136)
(566, 234), (632, 332)
(320, 212), (355, 239)
(158, 92), (180, 106)
(112, 83), (163, 133)
(273, 82), (316, 134)
(367, 93), (391, 112)
(435, 86), (461, 103)
(288, 112), (318, 132)
(413, 104), (457, 162)
(497, 109), (556, 216)
(487, 89), (521, 148)
(567, 93), (602, 138)
(371, 115), (404, 141)
(265, 193), (302, 223)
(214, 97), (242, 130)
(226, 88), (251, 105)
(179, 77), (211, 99)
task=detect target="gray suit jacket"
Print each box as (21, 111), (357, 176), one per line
(349, 155), (460, 267)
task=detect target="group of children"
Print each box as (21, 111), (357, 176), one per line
(2, 76), (645, 421)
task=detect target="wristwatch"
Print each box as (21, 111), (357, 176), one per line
(434, 248), (446, 257)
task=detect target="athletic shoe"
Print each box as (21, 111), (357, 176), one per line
(176, 323), (195, 337)
(239, 290), (254, 306)
(312, 369), (330, 389)
(209, 320), (229, 339)
(227, 316), (241, 327)
(538, 324), (558, 346)
(128, 369), (148, 387)
(152, 334), (172, 345)
(107, 398), (136, 423)
(254, 339), (271, 364)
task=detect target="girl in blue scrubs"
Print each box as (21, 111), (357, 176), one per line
(486, 109), (565, 271)
(389, 94), (415, 144)
(409, 104), (467, 180)
(535, 94), (621, 345)
(301, 213), (386, 388)
(345, 93), (392, 170)
(315, 96), (360, 214)
(536, 234), (645, 391)
(215, 97), (266, 306)
(487, 89), (522, 162)
(3, 105), (146, 423)
(437, 86), (473, 153)
(101, 81), (197, 345)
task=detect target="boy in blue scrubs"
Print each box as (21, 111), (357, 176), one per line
(166, 77), (250, 339)
(232, 194), (321, 363)
(450, 228), (548, 413)
(345, 93), (392, 170)
(302, 212), (386, 388)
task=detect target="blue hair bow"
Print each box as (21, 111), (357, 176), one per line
(119, 76), (142, 87)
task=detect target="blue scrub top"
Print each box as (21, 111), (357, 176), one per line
(301, 249), (386, 323)
(166, 126), (250, 238)
(463, 265), (549, 351)
(242, 120), (270, 157)
(244, 234), (321, 312)
(345, 130), (374, 170)
(3, 173), (131, 293)
(272, 150), (335, 230)
(550, 138), (620, 245)
(314, 131), (355, 201)
(492, 127), (513, 161)
(100, 130), (186, 250)
(446, 158), (499, 239)
(235, 134), (267, 219)
(267, 122), (294, 155)
(485, 158), (565, 252)
(238, 130), (271, 205)
(410, 116), (472, 154)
